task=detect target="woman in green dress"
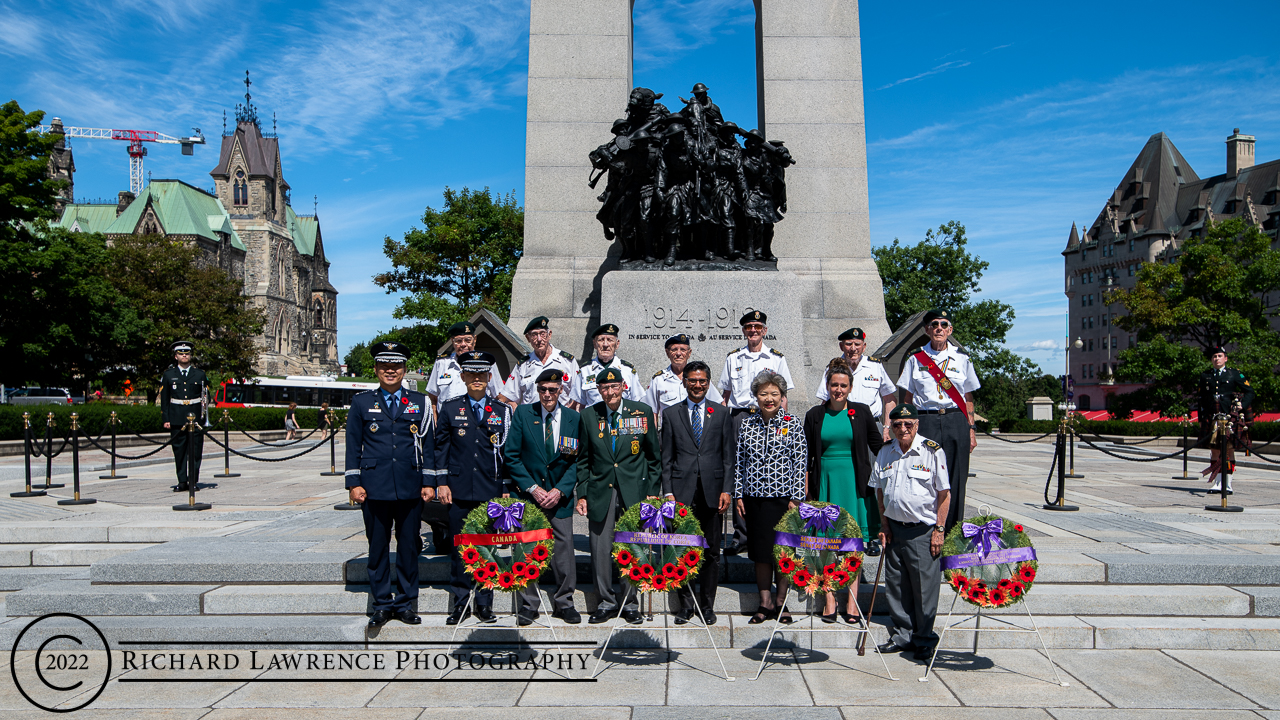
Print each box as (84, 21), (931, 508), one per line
(803, 359), (885, 622)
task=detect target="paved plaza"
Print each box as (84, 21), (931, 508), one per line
(1, 432), (1279, 717)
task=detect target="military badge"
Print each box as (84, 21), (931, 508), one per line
(410, 424), (418, 434)
(490, 433), (499, 444)
(630, 439), (640, 455)
(369, 423), (379, 433)
(458, 428), (466, 436)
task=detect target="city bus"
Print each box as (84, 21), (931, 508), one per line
(213, 376), (381, 409)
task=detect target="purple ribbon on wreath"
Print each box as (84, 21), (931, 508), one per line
(640, 501), (677, 531)
(961, 518), (1003, 557)
(798, 503), (840, 532)
(487, 501), (525, 533)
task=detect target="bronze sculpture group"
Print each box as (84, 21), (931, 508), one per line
(590, 84), (795, 266)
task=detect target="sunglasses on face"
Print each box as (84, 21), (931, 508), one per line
(928, 321), (951, 329)
(536, 386), (560, 394)
(891, 421), (916, 429)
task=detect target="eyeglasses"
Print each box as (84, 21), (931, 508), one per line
(536, 386), (560, 395)
(526, 330), (550, 339)
(928, 321), (951, 329)
(685, 378), (710, 385)
(890, 421), (917, 429)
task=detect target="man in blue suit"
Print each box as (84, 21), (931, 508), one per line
(435, 351), (512, 625)
(345, 340), (437, 629)
(504, 368), (582, 626)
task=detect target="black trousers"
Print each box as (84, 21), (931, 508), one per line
(445, 499), (494, 610)
(421, 500), (451, 553)
(169, 426), (204, 488)
(917, 412), (970, 530)
(362, 498), (423, 613)
(676, 483), (722, 613)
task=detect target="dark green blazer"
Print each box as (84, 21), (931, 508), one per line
(503, 403), (581, 519)
(576, 399), (661, 523)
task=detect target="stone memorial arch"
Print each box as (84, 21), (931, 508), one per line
(509, 0), (888, 403)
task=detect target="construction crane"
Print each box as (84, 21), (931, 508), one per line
(37, 119), (206, 195)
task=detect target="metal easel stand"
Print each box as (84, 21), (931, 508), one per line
(750, 585), (896, 682)
(919, 592), (1068, 686)
(439, 582), (571, 679)
(592, 588), (735, 681)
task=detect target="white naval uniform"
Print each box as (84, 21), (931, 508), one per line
(425, 353), (505, 412)
(643, 365), (724, 419)
(717, 344), (795, 409)
(895, 343), (981, 409)
(869, 434), (951, 524)
(500, 345), (578, 406)
(815, 357), (897, 418)
(569, 355), (645, 406)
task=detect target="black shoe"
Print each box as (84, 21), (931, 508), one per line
(820, 612), (838, 624)
(393, 609), (420, 625)
(589, 608), (616, 624)
(552, 607), (582, 624)
(517, 610), (540, 627)
(475, 605), (497, 623)
(723, 543), (744, 556)
(368, 610), (391, 628)
(913, 646), (937, 663)
(673, 608), (694, 625)
(700, 609), (717, 625)
(621, 609), (643, 625)
(866, 539), (882, 556)
(173, 485), (189, 493)
(445, 606), (471, 626)
(876, 641), (907, 654)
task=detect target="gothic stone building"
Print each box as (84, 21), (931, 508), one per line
(51, 109), (339, 377)
(1062, 129), (1279, 412)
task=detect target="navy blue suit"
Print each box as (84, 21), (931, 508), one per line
(345, 387), (436, 613)
(434, 394), (512, 609)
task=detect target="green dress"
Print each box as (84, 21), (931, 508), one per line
(817, 408), (871, 540)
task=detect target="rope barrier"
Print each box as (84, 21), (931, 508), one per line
(82, 432), (174, 460)
(118, 422), (172, 444)
(982, 430), (1054, 444)
(1042, 442), (1060, 506)
(1075, 435), (1188, 463)
(204, 430), (327, 462)
(225, 414), (321, 447)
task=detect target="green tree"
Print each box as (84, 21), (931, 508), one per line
(0, 100), (64, 238)
(374, 187), (523, 353)
(873, 221), (1040, 423)
(106, 234), (266, 400)
(1108, 218), (1280, 416)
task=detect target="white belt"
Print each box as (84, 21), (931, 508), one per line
(170, 398), (201, 405)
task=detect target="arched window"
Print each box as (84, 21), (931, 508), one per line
(314, 301), (324, 327)
(233, 170), (248, 206)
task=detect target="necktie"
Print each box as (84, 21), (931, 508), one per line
(472, 401), (484, 423)
(610, 410), (619, 452)
(691, 402), (703, 447)
(544, 411), (555, 459)
(386, 391), (398, 417)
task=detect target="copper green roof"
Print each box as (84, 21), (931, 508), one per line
(108, 180), (246, 251)
(55, 204), (119, 234)
(285, 205), (317, 257)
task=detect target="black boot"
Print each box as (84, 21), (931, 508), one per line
(724, 228), (739, 261)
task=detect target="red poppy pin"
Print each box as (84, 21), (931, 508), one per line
(401, 396), (409, 405)
(783, 415), (792, 421)
(847, 407), (856, 417)
(485, 405), (492, 413)
(706, 407), (714, 414)
(562, 373), (570, 382)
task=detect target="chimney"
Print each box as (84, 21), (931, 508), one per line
(1227, 128), (1255, 177)
(116, 191), (136, 216)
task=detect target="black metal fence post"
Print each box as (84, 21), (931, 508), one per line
(12, 412), (45, 498)
(40, 412), (65, 490)
(213, 409), (240, 479)
(1044, 419), (1079, 511)
(98, 411), (128, 479)
(1172, 419), (1190, 480)
(58, 413), (96, 506)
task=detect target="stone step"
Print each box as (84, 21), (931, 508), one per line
(7, 579), (1254, 620)
(1089, 553), (1280, 585)
(0, 565), (87, 592)
(33, 543), (156, 566)
(3, 612), (1280, 650)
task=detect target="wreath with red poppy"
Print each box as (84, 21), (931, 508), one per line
(457, 497), (554, 592)
(771, 500), (864, 597)
(941, 514), (1038, 609)
(611, 499), (706, 593)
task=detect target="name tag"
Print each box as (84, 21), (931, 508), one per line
(368, 405), (382, 414)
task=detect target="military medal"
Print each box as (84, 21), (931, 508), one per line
(630, 439), (640, 455)
(490, 433), (499, 444)
(458, 428), (466, 436)
(410, 424), (418, 434)
(369, 423), (379, 433)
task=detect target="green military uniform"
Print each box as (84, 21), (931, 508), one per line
(576, 367), (661, 619)
(160, 343), (208, 491)
(1197, 366), (1254, 422)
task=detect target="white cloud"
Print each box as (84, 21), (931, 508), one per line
(876, 61), (971, 91)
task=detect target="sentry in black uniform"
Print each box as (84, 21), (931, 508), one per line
(1197, 345), (1254, 493)
(159, 340), (208, 492)
(344, 340), (437, 628)
(434, 351), (513, 625)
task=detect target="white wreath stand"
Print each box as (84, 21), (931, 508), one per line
(591, 586), (736, 681)
(919, 590), (1068, 685)
(440, 582), (572, 679)
(751, 556), (897, 682)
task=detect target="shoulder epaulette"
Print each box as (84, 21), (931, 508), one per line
(619, 358), (634, 369)
(560, 349), (575, 361)
(437, 351), (450, 359)
(924, 439), (942, 452)
(770, 348), (784, 357)
(652, 370), (664, 379)
(579, 359), (594, 368)
(728, 347), (741, 356)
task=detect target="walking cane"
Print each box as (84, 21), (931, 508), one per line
(857, 551), (886, 656)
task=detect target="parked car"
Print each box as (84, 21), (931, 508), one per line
(6, 387), (75, 405)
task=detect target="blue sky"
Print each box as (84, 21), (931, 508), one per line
(5, 0), (1280, 373)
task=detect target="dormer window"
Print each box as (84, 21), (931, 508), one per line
(233, 170), (248, 206)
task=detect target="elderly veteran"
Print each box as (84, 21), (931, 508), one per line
(504, 368), (583, 626)
(434, 351), (512, 626)
(870, 403), (951, 663)
(498, 316), (578, 409)
(571, 323), (645, 407)
(733, 369), (806, 624)
(576, 367), (661, 625)
(644, 333), (724, 419)
(897, 309), (979, 531)
(344, 340), (436, 629)
(718, 310), (795, 414)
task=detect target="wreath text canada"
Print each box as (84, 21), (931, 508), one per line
(772, 501), (864, 597)
(611, 499), (708, 593)
(455, 497), (554, 592)
(940, 514), (1038, 609)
